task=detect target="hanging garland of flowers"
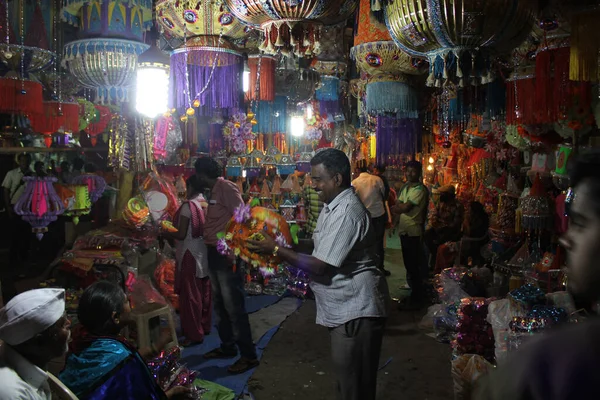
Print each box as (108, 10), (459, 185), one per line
(222, 111), (256, 153)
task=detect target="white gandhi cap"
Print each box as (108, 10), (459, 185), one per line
(0, 288), (65, 346)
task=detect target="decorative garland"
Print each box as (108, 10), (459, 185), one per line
(222, 111), (256, 153)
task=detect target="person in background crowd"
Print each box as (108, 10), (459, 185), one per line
(393, 161), (429, 309)
(248, 148), (389, 400)
(58, 161), (71, 184)
(195, 157), (258, 374)
(352, 164), (391, 276)
(84, 163), (97, 174)
(34, 161), (46, 177)
(433, 201), (490, 273)
(60, 281), (189, 399)
(71, 158), (84, 182)
(373, 164), (393, 230)
(424, 185), (464, 270)
(2, 153), (33, 268)
(473, 151), (600, 400)
(0, 288), (71, 399)
(163, 176), (212, 346)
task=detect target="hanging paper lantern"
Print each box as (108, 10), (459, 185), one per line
(385, 0), (537, 87)
(248, 54), (276, 102)
(0, 0), (57, 77)
(506, 66), (536, 126)
(63, 39), (149, 103)
(262, 145), (282, 165)
(277, 154), (296, 175)
(169, 36), (242, 117)
(251, 96), (287, 136)
(296, 151), (314, 173)
(156, 0), (247, 39)
(351, 0), (426, 78)
(61, 0), (153, 39)
(71, 174), (107, 203)
(365, 74), (418, 118)
(275, 65), (320, 103)
(225, 0), (357, 58)
(244, 150), (263, 179)
(226, 156), (243, 177)
(55, 184), (92, 225)
(0, 78), (43, 115)
(14, 176), (65, 240)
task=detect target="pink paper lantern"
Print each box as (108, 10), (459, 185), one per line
(14, 177), (65, 240)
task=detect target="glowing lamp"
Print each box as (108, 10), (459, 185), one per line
(291, 116), (305, 137)
(429, 156), (435, 164)
(136, 39), (170, 118)
(14, 177), (65, 240)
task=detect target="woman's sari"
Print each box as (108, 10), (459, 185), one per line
(173, 196), (212, 342)
(59, 332), (167, 399)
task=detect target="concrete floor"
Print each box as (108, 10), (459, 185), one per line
(249, 237), (454, 400)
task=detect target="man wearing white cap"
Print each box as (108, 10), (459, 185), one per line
(0, 288), (71, 399)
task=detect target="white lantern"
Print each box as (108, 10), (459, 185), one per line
(135, 43), (170, 118)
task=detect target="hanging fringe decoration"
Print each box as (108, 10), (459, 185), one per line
(365, 81), (418, 119)
(506, 72), (536, 126)
(570, 10), (600, 82)
(248, 55), (276, 102)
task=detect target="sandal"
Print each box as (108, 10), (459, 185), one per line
(227, 357), (259, 375)
(180, 338), (203, 347)
(203, 348), (237, 359)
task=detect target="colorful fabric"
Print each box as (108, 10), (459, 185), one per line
(304, 186), (323, 235)
(177, 251), (212, 342)
(60, 337), (166, 399)
(174, 196), (209, 278)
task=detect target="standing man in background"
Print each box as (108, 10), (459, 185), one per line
(352, 165), (391, 276)
(2, 153), (33, 268)
(195, 157), (259, 375)
(394, 161), (428, 309)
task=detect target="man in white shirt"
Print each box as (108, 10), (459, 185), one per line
(2, 153), (33, 268)
(0, 288), (71, 400)
(352, 166), (390, 275)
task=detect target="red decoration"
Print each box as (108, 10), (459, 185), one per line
(247, 55), (276, 102)
(30, 102), (79, 134)
(0, 78), (43, 116)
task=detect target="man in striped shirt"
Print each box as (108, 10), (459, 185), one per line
(248, 148), (389, 400)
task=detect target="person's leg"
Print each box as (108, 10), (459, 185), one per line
(401, 235), (424, 300)
(179, 252), (206, 343)
(330, 318), (386, 400)
(218, 261), (256, 361)
(206, 247), (237, 355)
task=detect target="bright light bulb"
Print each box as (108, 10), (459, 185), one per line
(136, 67), (169, 118)
(428, 156), (434, 164)
(291, 116), (305, 137)
(427, 165), (433, 171)
(243, 70), (250, 93)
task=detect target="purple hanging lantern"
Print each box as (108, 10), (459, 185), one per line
(375, 117), (421, 166)
(14, 176), (65, 240)
(169, 36), (242, 117)
(71, 173), (107, 203)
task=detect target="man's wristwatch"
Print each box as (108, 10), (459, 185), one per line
(272, 245), (280, 256)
